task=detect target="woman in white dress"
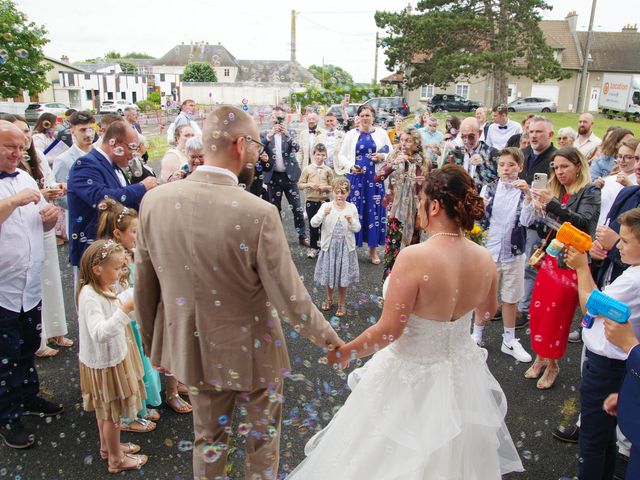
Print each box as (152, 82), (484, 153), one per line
(289, 164), (524, 479)
(4, 114), (71, 357)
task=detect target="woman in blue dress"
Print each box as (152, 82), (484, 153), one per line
(336, 105), (393, 264)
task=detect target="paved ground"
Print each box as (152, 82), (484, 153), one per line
(1, 158), (585, 479)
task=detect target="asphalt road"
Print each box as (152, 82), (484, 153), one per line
(1, 184), (584, 480)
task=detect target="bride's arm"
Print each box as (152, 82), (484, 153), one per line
(330, 248), (419, 363)
(474, 259), (499, 325)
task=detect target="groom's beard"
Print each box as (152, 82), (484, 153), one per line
(238, 162), (255, 188)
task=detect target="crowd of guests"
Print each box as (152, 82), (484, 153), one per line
(1, 97), (640, 479)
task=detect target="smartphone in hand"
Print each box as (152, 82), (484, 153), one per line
(532, 173), (548, 190)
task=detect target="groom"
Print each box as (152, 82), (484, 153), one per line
(134, 105), (343, 480)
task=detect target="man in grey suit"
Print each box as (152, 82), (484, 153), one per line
(135, 105), (342, 480)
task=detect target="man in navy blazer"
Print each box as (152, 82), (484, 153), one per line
(67, 122), (157, 269)
(260, 107), (309, 246)
(604, 318), (640, 479)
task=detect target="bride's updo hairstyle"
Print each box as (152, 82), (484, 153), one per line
(421, 164), (485, 231)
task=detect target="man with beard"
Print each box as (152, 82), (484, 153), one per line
(134, 105), (342, 480)
(449, 117), (499, 190)
(574, 113), (601, 159)
(297, 112), (326, 170)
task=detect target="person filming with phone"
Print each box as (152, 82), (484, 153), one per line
(516, 116), (557, 328)
(519, 147), (601, 389)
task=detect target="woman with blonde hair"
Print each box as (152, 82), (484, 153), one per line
(521, 147), (601, 389)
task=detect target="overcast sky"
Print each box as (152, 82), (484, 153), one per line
(15, 0), (640, 83)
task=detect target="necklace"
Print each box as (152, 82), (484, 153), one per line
(429, 232), (461, 240)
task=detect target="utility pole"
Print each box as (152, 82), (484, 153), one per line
(373, 32), (379, 85)
(576, 0), (597, 113)
(290, 10), (296, 85)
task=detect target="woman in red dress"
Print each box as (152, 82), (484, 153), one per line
(520, 147), (601, 389)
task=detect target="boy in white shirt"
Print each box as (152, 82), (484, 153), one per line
(472, 147), (532, 363)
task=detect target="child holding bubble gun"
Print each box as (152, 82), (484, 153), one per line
(564, 207), (640, 480)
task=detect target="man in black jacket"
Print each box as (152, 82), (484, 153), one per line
(517, 116), (556, 327)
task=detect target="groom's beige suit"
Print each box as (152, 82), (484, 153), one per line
(135, 167), (341, 479)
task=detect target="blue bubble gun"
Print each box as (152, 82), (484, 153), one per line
(582, 290), (631, 329)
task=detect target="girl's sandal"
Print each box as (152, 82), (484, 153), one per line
(119, 418), (156, 433)
(321, 300), (334, 311)
(144, 408), (160, 422)
(537, 366), (560, 390)
(35, 346), (59, 358)
(108, 453), (148, 473)
(166, 393), (193, 414)
(524, 360), (547, 379)
(176, 382), (189, 396)
(336, 305), (347, 317)
(100, 442), (141, 460)
(49, 336), (74, 347)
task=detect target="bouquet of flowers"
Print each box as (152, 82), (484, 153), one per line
(465, 224), (487, 246)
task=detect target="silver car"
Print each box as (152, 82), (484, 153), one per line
(24, 102), (69, 123)
(507, 97), (557, 113)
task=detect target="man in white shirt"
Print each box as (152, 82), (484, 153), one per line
(485, 104), (522, 151)
(316, 112), (344, 172)
(296, 112), (326, 170)
(0, 121), (63, 449)
(574, 113), (602, 159)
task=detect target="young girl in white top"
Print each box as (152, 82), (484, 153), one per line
(76, 240), (148, 473)
(311, 178), (361, 317)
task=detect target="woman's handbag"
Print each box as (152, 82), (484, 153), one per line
(528, 229), (554, 270)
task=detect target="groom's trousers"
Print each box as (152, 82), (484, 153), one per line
(189, 383), (283, 480)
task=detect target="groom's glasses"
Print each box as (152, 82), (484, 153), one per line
(234, 135), (266, 156)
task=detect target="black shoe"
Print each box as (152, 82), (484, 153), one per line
(552, 424), (579, 443)
(22, 397), (64, 417)
(515, 312), (529, 329)
(614, 452), (629, 480)
(0, 421), (35, 449)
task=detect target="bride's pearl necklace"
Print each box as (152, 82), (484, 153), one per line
(429, 232), (461, 240)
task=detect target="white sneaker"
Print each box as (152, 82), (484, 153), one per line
(501, 337), (532, 363)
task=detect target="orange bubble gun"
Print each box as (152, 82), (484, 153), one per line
(555, 222), (593, 254)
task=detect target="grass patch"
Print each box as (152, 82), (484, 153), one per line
(147, 135), (169, 163)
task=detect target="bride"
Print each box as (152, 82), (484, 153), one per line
(288, 165), (524, 479)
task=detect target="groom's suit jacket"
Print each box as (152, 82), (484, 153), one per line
(134, 168), (341, 391)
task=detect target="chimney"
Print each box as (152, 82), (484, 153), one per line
(622, 24), (638, 32)
(565, 11), (578, 32)
(60, 54), (69, 63)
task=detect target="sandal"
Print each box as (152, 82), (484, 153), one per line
(100, 442), (141, 460)
(49, 336), (74, 348)
(144, 408), (160, 422)
(336, 305), (347, 317)
(321, 299), (334, 311)
(176, 382), (189, 396)
(370, 256), (381, 265)
(119, 418), (156, 433)
(166, 393), (193, 414)
(537, 365), (560, 390)
(524, 359), (547, 379)
(35, 346), (59, 358)
(108, 453), (148, 473)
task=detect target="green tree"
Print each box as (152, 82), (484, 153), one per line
(375, 0), (569, 106)
(118, 60), (137, 74)
(147, 91), (161, 105)
(0, 0), (52, 98)
(104, 50), (121, 59)
(308, 64), (354, 89)
(182, 62), (218, 82)
(123, 52), (154, 59)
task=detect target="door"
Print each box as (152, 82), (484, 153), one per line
(588, 87), (600, 112)
(508, 84), (517, 103)
(531, 84), (560, 105)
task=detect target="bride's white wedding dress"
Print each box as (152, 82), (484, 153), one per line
(287, 312), (524, 479)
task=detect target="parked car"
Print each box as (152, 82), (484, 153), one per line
(428, 94), (480, 113)
(99, 100), (139, 115)
(24, 102), (69, 123)
(326, 103), (361, 124)
(507, 97), (557, 113)
(361, 96), (409, 127)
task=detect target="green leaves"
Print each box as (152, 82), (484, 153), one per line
(182, 62), (218, 83)
(307, 64), (355, 90)
(375, 0), (569, 104)
(0, 0), (52, 98)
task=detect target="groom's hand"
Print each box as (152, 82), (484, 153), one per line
(327, 340), (350, 369)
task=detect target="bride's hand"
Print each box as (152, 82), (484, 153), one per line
(327, 345), (351, 369)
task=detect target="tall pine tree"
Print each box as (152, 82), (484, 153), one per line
(375, 0), (569, 106)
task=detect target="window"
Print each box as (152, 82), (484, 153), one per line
(67, 73), (75, 86)
(420, 85), (435, 99)
(86, 90), (93, 100)
(224, 68), (230, 77)
(84, 74), (91, 80)
(455, 83), (469, 99)
(160, 73), (165, 82)
(121, 92), (127, 100)
(107, 92), (114, 100)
